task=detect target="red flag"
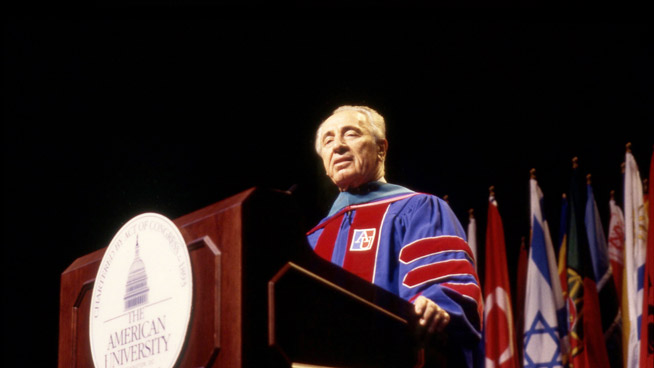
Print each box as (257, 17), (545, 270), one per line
(484, 194), (518, 368)
(557, 194), (571, 366)
(640, 149), (654, 368)
(582, 277), (611, 368)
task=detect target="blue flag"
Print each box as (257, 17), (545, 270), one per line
(522, 178), (565, 368)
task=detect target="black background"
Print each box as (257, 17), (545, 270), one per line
(3, 9), (652, 367)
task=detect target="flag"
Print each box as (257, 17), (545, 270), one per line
(558, 194), (569, 292)
(624, 149), (648, 368)
(523, 176), (565, 368)
(608, 191), (626, 300)
(640, 150), (653, 368)
(585, 176), (622, 368)
(468, 208), (478, 272)
(560, 159), (614, 368)
(566, 161), (609, 368)
(565, 160), (593, 368)
(484, 194), (518, 368)
(556, 193), (570, 367)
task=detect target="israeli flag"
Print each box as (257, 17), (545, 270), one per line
(522, 178), (565, 368)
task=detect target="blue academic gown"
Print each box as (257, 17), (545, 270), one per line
(307, 181), (483, 367)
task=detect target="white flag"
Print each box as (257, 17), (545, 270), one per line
(522, 178), (565, 367)
(624, 151), (648, 368)
(468, 211), (478, 271)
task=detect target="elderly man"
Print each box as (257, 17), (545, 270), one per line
(306, 105), (482, 367)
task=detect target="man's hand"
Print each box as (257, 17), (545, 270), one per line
(414, 295), (450, 334)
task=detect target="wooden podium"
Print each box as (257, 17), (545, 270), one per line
(59, 187), (441, 368)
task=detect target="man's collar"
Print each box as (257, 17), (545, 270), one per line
(327, 181), (414, 217)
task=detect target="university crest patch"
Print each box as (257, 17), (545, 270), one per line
(350, 229), (376, 251)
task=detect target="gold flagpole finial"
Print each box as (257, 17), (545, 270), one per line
(468, 208), (474, 219)
(610, 190), (615, 200)
(586, 173), (592, 185)
(443, 195), (449, 204)
(572, 156), (579, 169)
(489, 185), (495, 197)
(530, 168), (537, 179)
(626, 142), (632, 153)
(562, 193), (567, 199)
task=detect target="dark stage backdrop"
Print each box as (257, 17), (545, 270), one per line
(3, 20), (652, 366)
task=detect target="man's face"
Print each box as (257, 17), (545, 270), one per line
(318, 110), (386, 191)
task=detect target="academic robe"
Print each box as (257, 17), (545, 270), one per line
(307, 182), (483, 367)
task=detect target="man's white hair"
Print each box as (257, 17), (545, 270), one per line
(314, 105), (386, 154)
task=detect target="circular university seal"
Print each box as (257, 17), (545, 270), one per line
(90, 213), (193, 368)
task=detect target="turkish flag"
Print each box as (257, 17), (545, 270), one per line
(484, 197), (518, 368)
